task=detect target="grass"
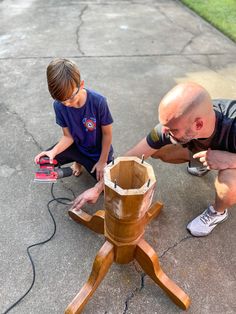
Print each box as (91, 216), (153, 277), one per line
(180, 0), (236, 42)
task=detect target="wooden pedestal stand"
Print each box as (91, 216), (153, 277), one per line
(65, 157), (191, 313)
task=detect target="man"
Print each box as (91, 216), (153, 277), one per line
(72, 82), (236, 237)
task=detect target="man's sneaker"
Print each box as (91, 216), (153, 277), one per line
(187, 205), (228, 237)
(187, 162), (209, 177)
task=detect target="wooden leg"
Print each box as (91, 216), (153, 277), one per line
(135, 239), (191, 310)
(65, 241), (114, 314)
(68, 209), (105, 235)
(146, 202), (163, 224)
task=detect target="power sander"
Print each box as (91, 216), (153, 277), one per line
(34, 156), (73, 183)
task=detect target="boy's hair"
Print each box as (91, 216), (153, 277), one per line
(47, 58), (81, 101)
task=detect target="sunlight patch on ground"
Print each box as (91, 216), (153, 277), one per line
(175, 64), (236, 99)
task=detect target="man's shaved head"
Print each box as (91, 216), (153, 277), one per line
(159, 82), (212, 125)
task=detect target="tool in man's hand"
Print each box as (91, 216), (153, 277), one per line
(34, 156), (73, 183)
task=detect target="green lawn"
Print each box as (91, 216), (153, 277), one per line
(180, 0), (236, 42)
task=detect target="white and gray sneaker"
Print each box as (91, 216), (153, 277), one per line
(187, 162), (209, 177)
(187, 205), (228, 237)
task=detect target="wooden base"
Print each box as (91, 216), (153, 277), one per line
(66, 204), (191, 313)
(68, 209), (104, 235)
(135, 239), (190, 310)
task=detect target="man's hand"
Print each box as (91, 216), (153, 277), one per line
(72, 186), (101, 211)
(91, 161), (107, 181)
(193, 149), (235, 170)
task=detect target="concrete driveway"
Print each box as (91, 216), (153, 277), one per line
(0, 0), (235, 313)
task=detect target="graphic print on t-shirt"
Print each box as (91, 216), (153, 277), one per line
(82, 117), (96, 132)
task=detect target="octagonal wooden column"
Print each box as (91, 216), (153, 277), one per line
(104, 157), (158, 264)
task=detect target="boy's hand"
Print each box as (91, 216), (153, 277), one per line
(91, 161), (107, 181)
(34, 150), (55, 164)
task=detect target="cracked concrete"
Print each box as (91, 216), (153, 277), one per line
(0, 0), (236, 313)
(0, 102), (43, 151)
(123, 273), (145, 314)
(76, 5), (88, 55)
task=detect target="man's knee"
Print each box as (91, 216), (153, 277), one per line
(151, 149), (167, 161)
(151, 144), (190, 164)
(215, 169), (236, 204)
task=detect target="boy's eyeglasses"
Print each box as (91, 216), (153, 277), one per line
(62, 86), (80, 102)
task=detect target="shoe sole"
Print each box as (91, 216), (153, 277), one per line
(187, 168), (209, 177)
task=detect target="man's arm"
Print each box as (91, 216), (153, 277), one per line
(72, 180), (104, 210)
(72, 137), (156, 211)
(193, 149), (236, 170)
(125, 137), (157, 159)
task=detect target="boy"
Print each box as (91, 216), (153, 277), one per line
(34, 58), (113, 181)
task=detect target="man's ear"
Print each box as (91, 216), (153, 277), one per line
(195, 118), (203, 130)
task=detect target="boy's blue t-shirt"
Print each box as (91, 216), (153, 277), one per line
(53, 89), (113, 161)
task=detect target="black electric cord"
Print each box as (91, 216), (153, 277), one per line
(2, 183), (74, 314)
(50, 183), (75, 204)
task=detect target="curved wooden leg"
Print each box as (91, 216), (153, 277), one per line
(68, 209), (105, 235)
(65, 241), (114, 314)
(135, 239), (190, 310)
(145, 201), (163, 224)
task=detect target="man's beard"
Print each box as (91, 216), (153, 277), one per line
(170, 135), (192, 145)
(170, 131), (197, 145)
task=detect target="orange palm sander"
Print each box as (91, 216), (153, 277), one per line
(34, 156), (73, 183)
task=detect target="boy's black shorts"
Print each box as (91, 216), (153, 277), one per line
(48, 143), (112, 180)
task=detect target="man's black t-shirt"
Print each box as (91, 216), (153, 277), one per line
(146, 99), (236, 154)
